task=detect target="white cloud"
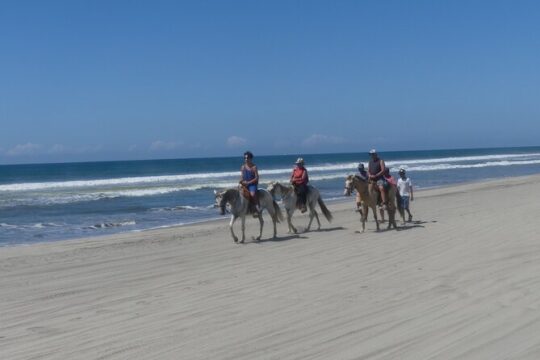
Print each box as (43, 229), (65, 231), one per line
(48, 144), (66, 154)
(150, 140), (183, 151)
(6, 143), (41, 156)
(226, 136), (247, 148)
(75, 144), (103, 154)
(301, 134), (346, 147)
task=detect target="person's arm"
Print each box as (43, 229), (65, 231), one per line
(251, 166), (259, 184)
(239, 165), (245, 185)
(376, 160), (386, 178)
(410, 179), (414, 201)
(301, 169), (308, 183)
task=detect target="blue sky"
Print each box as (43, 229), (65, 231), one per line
(1, 1), (539, 164)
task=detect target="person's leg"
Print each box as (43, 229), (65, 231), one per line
(378, 185), (387, 205)
(249, 187), (260, 215)
(300, 185), (307, 212)
(403, 196), (412, 221)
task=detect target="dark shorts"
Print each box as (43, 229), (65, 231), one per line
(247, 184), (257, 194)
(376, 179), (389, 189)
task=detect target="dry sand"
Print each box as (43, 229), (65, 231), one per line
(2, 176), (540, 359)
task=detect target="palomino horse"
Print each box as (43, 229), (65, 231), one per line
(215, 187), (283, 243)
(344, 175), (403, 231)
(267, 182), (333, 233)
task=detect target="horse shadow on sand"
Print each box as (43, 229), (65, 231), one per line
(354, 220), (436, 234)
(253, 226), (346, 244)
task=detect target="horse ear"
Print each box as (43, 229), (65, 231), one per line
(214, 190), (218, 195)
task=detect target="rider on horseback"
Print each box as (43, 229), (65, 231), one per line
(367, 149), (388, 208)
(355, 163), (368, 213)
(240, 151), (260, 216)
(290, 157), (309, 213)
(357, 163), (368, 181)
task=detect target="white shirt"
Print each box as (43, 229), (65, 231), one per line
(397, 177), (412, 197)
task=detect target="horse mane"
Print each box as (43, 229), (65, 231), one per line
(276, 181), (293, 195)
(354, 174), (367, 182)
(224, 188), (239, 203)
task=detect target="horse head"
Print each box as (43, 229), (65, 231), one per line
(214, 189), (228, 215)
(344, 175), (354, 196)
(266, 181), (277, 196)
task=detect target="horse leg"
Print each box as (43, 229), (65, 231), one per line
(361, 204), (368, 232)
(271, 214), (277, 239)
(287, 208), (297, 234)
(230, 215), (238, 243)
(306, 207), (314, 232)
(256, 213), (263, 241)
(240, 215), (246, 243)
(267, 203), (278, 239)
(372, 205), (380, 231)
(388, 205), (397, 229)
(310, 206), (321, 231)
(391, 206), (398, 229)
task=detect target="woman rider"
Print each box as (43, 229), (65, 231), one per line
(290, 157), (309, 213)
(240, 151), (260, 216)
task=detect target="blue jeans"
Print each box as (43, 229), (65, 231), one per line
(400, 195), (410, 209)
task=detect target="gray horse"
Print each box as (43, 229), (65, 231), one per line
(215, 187), (283, 243)
(267, 181), (332, 233)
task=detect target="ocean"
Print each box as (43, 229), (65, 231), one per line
(2, 146), (540, 246)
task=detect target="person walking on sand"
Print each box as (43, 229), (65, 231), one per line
(240, 151), (260, 216)
(397, 168), (414, 222)
(290, 157), (309, 213)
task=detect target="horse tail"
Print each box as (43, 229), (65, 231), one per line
(318, 197), (333, 223)
(273, 200), (284, 223)
(396, 191), (404, 218)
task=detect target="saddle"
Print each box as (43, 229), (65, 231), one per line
(240, 185), (251, 200)
(240, 185), (259, 217)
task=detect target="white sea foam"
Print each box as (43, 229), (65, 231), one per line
(2, 156), (540, 208)
(149, 205), (208, 212)
(2, 152), (539, 193)
(0, 223), (18, 228)
(402, 159), (540, 172)
(84, 221), (136, 230)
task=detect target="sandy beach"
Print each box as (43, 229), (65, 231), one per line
(2, 175), (540, 359)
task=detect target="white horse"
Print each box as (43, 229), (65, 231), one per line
(267, 181), (333, 233)
(215, 187), (283, 243)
